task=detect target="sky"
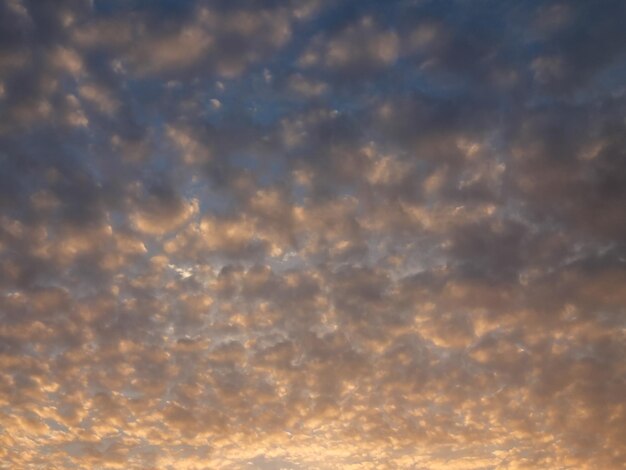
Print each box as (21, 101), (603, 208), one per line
(0, 0), (625, 468)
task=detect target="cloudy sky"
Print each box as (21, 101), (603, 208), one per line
(1, 0), (625, 468)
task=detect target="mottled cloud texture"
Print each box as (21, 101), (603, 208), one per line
(1, 0), (625, 468)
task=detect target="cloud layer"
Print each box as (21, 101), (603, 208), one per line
(1, 0), (625, 468)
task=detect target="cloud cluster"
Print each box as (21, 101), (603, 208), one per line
(1, 0), (625, 468)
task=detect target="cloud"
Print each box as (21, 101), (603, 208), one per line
(299, 16), (400, 76)
(114, 3), (293, 78)
(78, 83), (120, 115)
(288, 73), (329, 97)
(129, 186), (199, 236)
(0, 0), (625, 469)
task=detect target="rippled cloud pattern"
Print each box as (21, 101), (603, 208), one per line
(1, 0), (625, 468)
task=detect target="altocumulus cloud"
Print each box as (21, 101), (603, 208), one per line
(0, 0), (625, 468)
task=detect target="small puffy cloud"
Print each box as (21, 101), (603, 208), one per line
(300, 17), (399, 72)
(50, 46), (83, 76)
(166, 125), (212, 165)
(78, 83), (119, 115)
(288, 73), (329, 97)
(127, 24), (214, 76)
(119, 3), (293, 79)
(128, 183), (199, 236)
